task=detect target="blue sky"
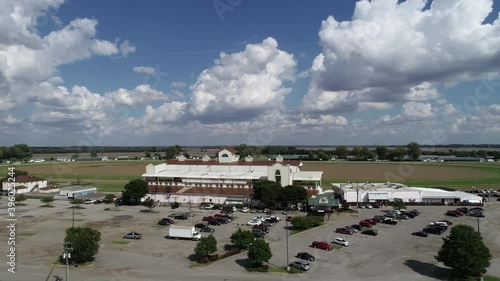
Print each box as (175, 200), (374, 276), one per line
(1, 0), (500, 146)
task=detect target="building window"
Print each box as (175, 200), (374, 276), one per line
(221, 153), (229, 157)
(275, 170), (281, 184)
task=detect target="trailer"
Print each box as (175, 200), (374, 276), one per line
(168, 226), (202, 240)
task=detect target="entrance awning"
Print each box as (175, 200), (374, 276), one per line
(368, 193), (388, 200)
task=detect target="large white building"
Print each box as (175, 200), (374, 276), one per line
(333, 182), (483, 204)
(142, 147), (323, 203)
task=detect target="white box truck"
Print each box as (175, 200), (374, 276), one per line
(168, 226), (202, 240)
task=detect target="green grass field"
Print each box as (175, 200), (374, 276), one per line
(1, 160), (499, 193)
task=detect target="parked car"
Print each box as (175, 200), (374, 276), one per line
(168, 213), (178, 218)
(171, 202), (181, 209)
(446, 210), (459, 217)
(456, 207), (469, 214)
(252, 229), (266, 238)
(202, 216), (215, 221)
(345, 225), (359, 233)
(194, 223), (207, 228)
(174, 215), (189, 220)
(199, 226), (215, 233)
(204, 204), (214, 210)
(396, 214), (409, 220)
(382, 218), (398, 225)
(351, 224), (363, 231)
(373, 203), (381, 208)
(253, 225), (270, 233)
(241, 207), (249, 213)
(423, 226), (443, 235)
(207, 220), (221, 226)
(361, 229), (378, 236)
(384, 212), (396, 218)
(216, 218), (229, 224)
(366, 204), (373, 209)
(247, 220), (261, 226)
(311, 241), (333, 251)
(123, 232), (142, 239)
(373, 215), (386, 221)
(335, 228), (354, 235)
(84, 199), (96, 204)
(93, 199), (103, 204)
(412, 231), (428, 237)
(289, 260), (310, 271)
(333, 237), (349, 247)
(157, 220), (171, 226)
(471, 212), (485, 218)
(359, 220), (372, 228)
(295, 252), (315, 261)
(439, 220), (453, 226)
(470, 207), (484, 212)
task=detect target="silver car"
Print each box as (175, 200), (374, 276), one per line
(123, 232), (142, 239)
(290, 260), (310, 271)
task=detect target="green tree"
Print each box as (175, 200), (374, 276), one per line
(334, 146), (348, 159)
(352, 147), (361, 159)
(375, 146), (388, 160)
(153, 152), (162, 160)
(392, 198), (405, 210)
(72, 153), (79, 159)
(406, 142), (422, 161)
(194, 234), (217, 258)
(41, 197), (54, 207)
(90, 150), (98, 158)
(252, 180), (283, 207)
(315, 150), (329, 161)
(142, 197), (156, 211)
(230, 229), (255, 249)
(121, 179), (148, 205)
(280, 185), (307, 206)
(64, 227), (101, 264)
(70, 198), (85, 208)
(248, 239), (272, 266)
(389, 147), (407, 161)
(165, 145), (182, 160)
(436, 224), (491, 277)
(15, 194), (27, 204)
(0, 147), (3, 159)
(103, 194), (116, 203)
(144, 148), (151, 159)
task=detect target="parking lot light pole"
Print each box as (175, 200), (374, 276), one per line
(62, 242), (72, 281)
(477, 216), (480, 234)
(285, 212), (290, 270)
(72, 207), (75, 228)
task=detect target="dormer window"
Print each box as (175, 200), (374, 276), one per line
(221, 153), (229, 158)
(275, 170), (281, 184)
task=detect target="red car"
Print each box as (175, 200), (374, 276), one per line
(359, 220), (372, 228)
(335, 228), (354, 235)
(453, 210), (464, 216)
(202, 216), (215, 221)
(214, 214), (223, 218)
(311, 241), (333, 251)
(367, 219), (378, 225)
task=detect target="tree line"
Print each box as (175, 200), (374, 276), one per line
(4, 142), (500, 162)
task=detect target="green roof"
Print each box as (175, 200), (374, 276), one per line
(308, 194), (340, 207)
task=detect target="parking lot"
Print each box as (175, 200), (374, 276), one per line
(1, 199), (499, 281)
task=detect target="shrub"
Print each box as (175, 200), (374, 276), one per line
(290, 216), (324, 229)
(209, 254), (219, 261)
(198, 256), (209, 264)
(221, 248), (241, 258)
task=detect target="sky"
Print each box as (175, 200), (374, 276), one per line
(1, 0), (500, 147)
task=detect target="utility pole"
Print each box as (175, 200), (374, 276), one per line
(72, 207), (75, 228)
(477, 216), (480, 234)
(285, 212), (290, 271)
(62, 242), (72, 281)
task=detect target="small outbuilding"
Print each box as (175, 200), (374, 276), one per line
(59, 186), (97, 199)
(2, 175), (48, 192)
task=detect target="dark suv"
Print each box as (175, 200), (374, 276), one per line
(252, 229), (266, 238)
(423, 226), (443, 235)
(296, 252), (315, 261)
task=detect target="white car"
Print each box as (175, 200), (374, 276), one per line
(241, 207), (249, 213)
(366, 204), (373, 209)
(204, 204), (214, 210)
(247, 220), (261, 226)
(84, 199), (96, 204)
(334, 238), (349, 247)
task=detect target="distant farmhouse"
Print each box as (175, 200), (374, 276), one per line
(142, 146), (323, 205)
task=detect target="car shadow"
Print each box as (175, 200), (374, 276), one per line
(404, 259), (451, 280)
(235, 258), (249, 268)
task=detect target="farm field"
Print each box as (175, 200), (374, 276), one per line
(1, 160), (499, 193)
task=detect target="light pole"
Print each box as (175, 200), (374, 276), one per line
(72, 207), (75, 228)
(62, 242), (72, 281)
(477, 216), (480, 234)
(285, 212), (290, 270)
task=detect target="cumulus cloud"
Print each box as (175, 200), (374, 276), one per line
(189, 37), (297, 122)
(119, 40), (136, 57)
(105, 84), (170, 106)
(133, 66), (156, 75)
(302, 0), (500, 113)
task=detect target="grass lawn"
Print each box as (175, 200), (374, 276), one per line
(18, 232), (38, 237)
(112, 240), (131, 245)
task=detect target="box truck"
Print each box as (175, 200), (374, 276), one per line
(168, 226), (202, 240)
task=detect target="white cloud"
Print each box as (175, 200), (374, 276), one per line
(302, 0), (500, 113)
(133, 66), (155, 75)
(298, 114), (348, 126)
(105, 84), (169, 106)
(402, 102), (434, 118)
(171, 81), (186, 88)
(119, 40), (136, 57)
(189, 37), (296, 121)
(91, 39), (119, 56)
